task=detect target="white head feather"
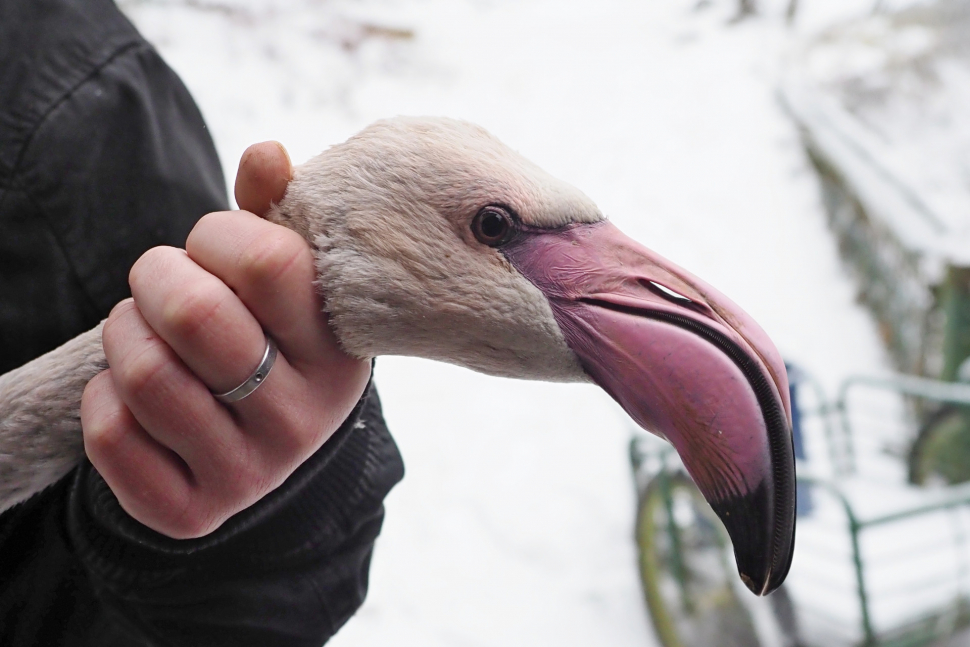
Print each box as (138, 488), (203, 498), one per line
(271, 117), (603, 382)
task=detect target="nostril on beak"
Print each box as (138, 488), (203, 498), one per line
(644, 280), (693, 303)
(640, 279), (718, 320)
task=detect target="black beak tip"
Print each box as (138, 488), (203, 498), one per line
(710, 480), (796, 597)
(739, 572), (761, 596)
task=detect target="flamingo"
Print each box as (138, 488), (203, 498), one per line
(0, 117), (795, 595)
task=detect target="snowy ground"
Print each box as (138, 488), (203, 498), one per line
(120, 0), (905, 645)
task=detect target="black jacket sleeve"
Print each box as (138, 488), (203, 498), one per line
(0, 1), (404, 644)
(69, 382), (403, 647)
(0, 0), (226, 374)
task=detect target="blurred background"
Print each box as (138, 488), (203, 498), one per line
(117, 0), (970, 645)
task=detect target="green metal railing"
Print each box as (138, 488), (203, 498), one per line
(801, 374), (970, 646)
(632, 370), (970, 647)
(797, 474), (970, 645)
(835, 374), (970, 476)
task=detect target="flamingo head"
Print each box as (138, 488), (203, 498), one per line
(274, 117), (796, 595)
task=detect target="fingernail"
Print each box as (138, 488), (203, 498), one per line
(274, 141), (294, 179)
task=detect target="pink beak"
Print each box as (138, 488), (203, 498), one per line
(503, 220), (795, 595)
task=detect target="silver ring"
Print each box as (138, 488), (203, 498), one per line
(213, 336), (278, 404)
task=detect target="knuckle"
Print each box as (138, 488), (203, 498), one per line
(159, 282), (225, 340)
(239, 228), (307, 287)
(162, 499), (213, 539)
(188, 212), (233, 247)
(174, 511), (216, 540)
(82, 407), (129, 462)
(219, 476), (256, 510)
(129, 246), (176, 288)
(81, 372), (127, 457)
(106, 298), (136, 324)
(185, 211), (233, 256)
(271, 412), (314, 458)
(118, 344), (171, 401)
(143, 483), (224, 539)
(197, 210), (231, 231)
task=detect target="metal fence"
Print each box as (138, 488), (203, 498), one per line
(785, 372), (970, 646)
(632, 369), (970, 647)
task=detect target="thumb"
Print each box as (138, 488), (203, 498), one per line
(234, 141), (293, 217)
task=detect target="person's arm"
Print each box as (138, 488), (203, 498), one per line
(69, 144), (403, 647)
(1, 27), (403, 644)
(0, 36), (227, 375)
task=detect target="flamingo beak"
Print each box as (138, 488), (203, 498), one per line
(503, 220), (796, 596)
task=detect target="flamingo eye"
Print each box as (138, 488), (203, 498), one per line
(472, 206), (515, 247)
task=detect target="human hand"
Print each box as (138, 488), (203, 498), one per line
(80, 142), (371, 539)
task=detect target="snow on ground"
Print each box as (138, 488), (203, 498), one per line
(121, 0), (897, 644)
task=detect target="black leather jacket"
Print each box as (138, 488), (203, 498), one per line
(0, 0), (404, 644)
